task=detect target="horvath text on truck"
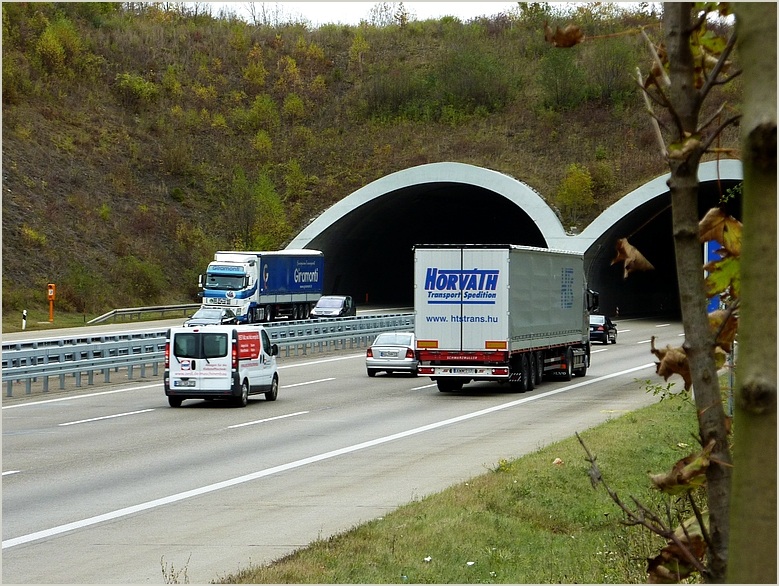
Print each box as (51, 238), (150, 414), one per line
(413, 244), (598, 393)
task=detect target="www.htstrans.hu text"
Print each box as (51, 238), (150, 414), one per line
(425, 315), (499, 323)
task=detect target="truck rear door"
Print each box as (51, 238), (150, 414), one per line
(415, 247), (509, 352)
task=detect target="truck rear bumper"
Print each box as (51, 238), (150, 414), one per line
(419, 366), (509, 378)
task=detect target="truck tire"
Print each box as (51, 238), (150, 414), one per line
(265, 376), (278, 401)
(521, 353), (532, 392)
(264, 305), (273, 322)
(168, 396), (183, 408)
(235, 380), (249, 407)
(437, 379), (458, 392)
(536, 351), (544, 385)
(529, 352), (539, 389)
(562, 347), (574, 381)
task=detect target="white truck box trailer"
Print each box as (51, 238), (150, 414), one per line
(414, 244), (597, 392)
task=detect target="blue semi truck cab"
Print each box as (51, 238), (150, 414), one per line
(198, 249), (324, 322)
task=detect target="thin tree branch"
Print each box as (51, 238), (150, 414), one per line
(700, 31), (738, 101)
(576, 433), (709, 576)
(700, 115), (742, 153)
(636, 69), (668, 157)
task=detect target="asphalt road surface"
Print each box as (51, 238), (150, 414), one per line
(2, 318), (683, 583)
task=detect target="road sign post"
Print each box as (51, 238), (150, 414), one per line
(47, 283), (56, 323)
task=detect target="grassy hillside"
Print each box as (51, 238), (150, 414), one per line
(1, 2), (741, 319)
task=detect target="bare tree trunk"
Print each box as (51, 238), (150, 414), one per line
(663, 5), (732, 581)
(727, 4), (777, 583)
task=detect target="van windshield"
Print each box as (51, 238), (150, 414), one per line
(316, 297), (343, 308)
(173, 333), (228, 359)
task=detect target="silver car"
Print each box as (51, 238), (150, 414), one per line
(366, 332), (418, 377)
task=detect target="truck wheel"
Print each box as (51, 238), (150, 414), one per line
(235, 380), (249, 407)
(437, 379), (455, 392)
(265, 376), (278, 401)
(529, 352), (539, 389)
(562, 348), (574, 381)
(264, 305), (273, 322)
(536, 351), (547, 382)
(168, 396), (183, 408)
(521, 353), (532, 392)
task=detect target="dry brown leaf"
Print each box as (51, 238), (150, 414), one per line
(650, 336), (692, 391)
(708, 308), (738, 353)
(698, 208), (743, 256)
(543, 21), (584, 48)
(611, 238), (655, 279)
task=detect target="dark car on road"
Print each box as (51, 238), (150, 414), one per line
(310, 295), (356, 318)
(184, 307), (238, 327)
(589, 314), (617, 344)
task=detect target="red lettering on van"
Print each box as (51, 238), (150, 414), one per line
(237, 331), (261, 360)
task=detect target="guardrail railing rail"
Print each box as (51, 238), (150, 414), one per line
(2, 314), (414, 398)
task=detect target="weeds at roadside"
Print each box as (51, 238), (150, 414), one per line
(161, 554), (190, 584)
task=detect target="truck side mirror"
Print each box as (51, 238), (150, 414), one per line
(198, 274), (204, 288)
(587, 289), (600, 313)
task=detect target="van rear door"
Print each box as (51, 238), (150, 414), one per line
(169, 329), (232, 393)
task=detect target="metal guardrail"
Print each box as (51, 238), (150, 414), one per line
(87, 304), (201, 324)
(2, 314), (415, 398)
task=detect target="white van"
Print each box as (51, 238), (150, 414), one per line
(164, 325), (279, 407)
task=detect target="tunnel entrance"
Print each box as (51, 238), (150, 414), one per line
(307, 183), (546, 304)
(290, 161), (743, 317)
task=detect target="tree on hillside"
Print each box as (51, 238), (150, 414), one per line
(726, 4), (777, 583)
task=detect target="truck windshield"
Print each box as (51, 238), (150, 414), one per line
(205, 273), (245, 290)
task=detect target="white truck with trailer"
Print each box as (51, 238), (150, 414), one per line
(198, 249), (324, 323)
(414, 244), (597, 393)
(164, 324), (279, 407)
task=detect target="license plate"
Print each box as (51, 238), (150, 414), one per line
(174, 379), (196, 387)
(380, 350), (399, 357)
(442, 367), (476, 375)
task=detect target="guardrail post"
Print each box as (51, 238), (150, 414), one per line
(6, 380), (13, 397)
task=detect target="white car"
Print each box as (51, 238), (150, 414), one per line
(366, 332), (418, 377)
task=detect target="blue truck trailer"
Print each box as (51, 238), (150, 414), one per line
(198, 249), (324, 322)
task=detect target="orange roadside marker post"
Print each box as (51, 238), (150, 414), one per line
(47, 283), (56, 322)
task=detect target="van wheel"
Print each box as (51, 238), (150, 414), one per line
(236, 380), (249, 407)
(265, 376), (278, 401)
(168, 396), (183, 408)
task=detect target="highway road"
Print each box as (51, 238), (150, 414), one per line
(2, 318), (683, 583)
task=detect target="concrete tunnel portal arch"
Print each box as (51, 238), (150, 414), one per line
(288, 160), (743, 318)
